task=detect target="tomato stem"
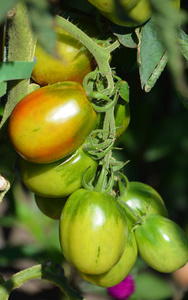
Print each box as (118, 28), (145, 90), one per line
(54, 16), (123, 195)
(55, 15), (120, 95)
(0, 262), (84, 300)
(94, 152), (114, 193)
(95, 103), (116, 193)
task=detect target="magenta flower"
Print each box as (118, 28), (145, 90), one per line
(107, 275), (135, 300)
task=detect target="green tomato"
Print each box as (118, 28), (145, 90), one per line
(9, 82), (97, 164)
(87, 0), (180, 27)
(118, 181), (168, 223)
(31, 24), (96, 86)
(97, 99), (130, 141)
(59, 189), (128, 274)
(78, 230), (137, 287)
(87, 0), (152, 27)
(19, 145), (98, 198)
(35, 194), (67, 220)
(135, 214), (188, 273)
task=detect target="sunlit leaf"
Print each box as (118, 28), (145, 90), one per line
(144, 52), (168, 92)
(137, 18), (166, 90)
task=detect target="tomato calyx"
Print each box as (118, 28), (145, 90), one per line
(116, 173), (153, 227)
(82, 163), (115, 194)
(118, 197), (145, 228)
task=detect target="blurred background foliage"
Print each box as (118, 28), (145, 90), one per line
(0, 0), (188, 299)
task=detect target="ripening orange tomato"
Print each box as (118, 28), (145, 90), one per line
(9, 82), (97, 164)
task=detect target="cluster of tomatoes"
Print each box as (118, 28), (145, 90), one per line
(58, 181), (188, 287)
(8, 13), (187, 289)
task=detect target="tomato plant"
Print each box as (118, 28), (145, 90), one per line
(31, 25), (96, 86)
(78, 230), (137, 287)
(135, 214), (188, 273)
(18, 144), (98, 198)
(9, 81), (97, 164)
(59, 188), (128, 274)
(0, 1), (188, 299)
(118, 181), (168, 222)
(35, 194), (67, 220)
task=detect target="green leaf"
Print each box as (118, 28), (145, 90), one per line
(178, 30), (188, 61)
(25, 0), (56, 55)
(0, 61), (36, 81)
(137, 18), (166, 90)
(0, 0), (19, 23)
(144, 52), (168, 93)
(112, 25), (138, 48)
(134, 272), (174, 300)
(114, 76), (130, 102)
(148, 0), (188, 99)
(118, 81), (129, 102)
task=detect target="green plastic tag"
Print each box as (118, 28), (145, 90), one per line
(0, 61), (36, 81)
